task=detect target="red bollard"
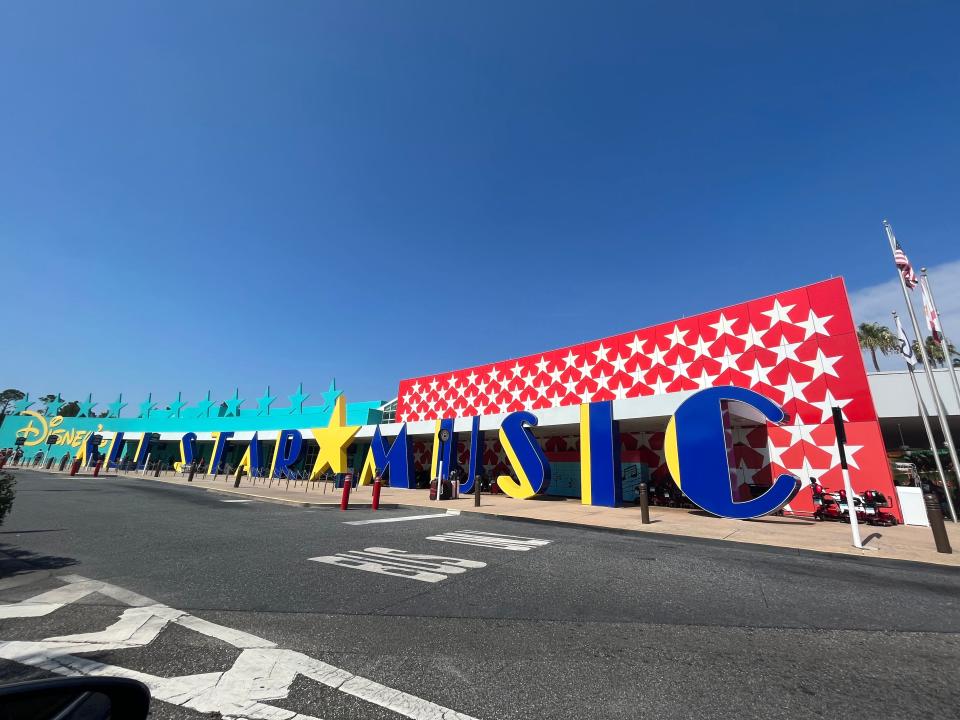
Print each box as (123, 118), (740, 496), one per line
(92, 460), (103, 477)
(0, 456), (6, 469)
(69, 458), (81, 476)
(372, 478), (382, 510)
(340, 477), (352, 511)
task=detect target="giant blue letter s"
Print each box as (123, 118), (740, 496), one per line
(665, 386), (799, 519)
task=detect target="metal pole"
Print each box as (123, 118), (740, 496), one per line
(884, 221), (960, 519)
(639, 482), (651, 524)
(895, 311), (956, 521)
(832, 407), (862, 549)
(920, 268), (960, 410)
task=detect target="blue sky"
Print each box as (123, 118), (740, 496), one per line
(1, 1), (958, 410)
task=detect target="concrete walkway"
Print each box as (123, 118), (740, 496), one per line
(14, 465), (960, 567)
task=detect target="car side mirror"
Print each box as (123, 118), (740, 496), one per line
(0, 677), (150, 720)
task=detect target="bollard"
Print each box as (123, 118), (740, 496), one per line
(372, 478), (382, 510)
(154, 461), (162, 478)
(233, 465), (244, 488)
(924, 492), (953, 554)
(639, 482), (651, 525)
(58, 455), (70, 472)
(0, 457), (6, 469)
(474, 477), (481, 507)
(69, 458), (81, 476)
(45, 457), (54, 470)
(340, 478), (352, 511)
(93, 460), (102, 477)
(187, 461), (197, 483)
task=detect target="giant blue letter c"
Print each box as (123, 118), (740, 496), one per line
(665, 386), (799, 519)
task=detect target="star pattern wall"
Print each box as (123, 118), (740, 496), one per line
(397, 278), (894, 517)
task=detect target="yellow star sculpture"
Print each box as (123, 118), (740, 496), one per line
(309, 395), (360, 477)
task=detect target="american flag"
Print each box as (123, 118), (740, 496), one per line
(894, 240), (918, 289)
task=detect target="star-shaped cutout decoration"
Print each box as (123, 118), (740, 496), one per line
(138, 393), (156, 419)
(774, 373), (811, 404)
(802, 348), (842, 379)
(13, 394), (34, 414)
(107, 394), (127, 418)
(321, 379), (340, 408)
(44, 394), (64, 417)
(194, 391), (216, 418)
(823, 440), (863, 471)
(780, 416), (816, 446)
(309, 395), (360, 476)
(224, 388), (244, 416)
(78, 394), (96, 417)
(256, 386), (277, 416)
(627, 335), (647, 356)
(796, 309), (833, 340)
(761, 299), (796, 326)
(811, 389), (853, 423)
(708, 313), (739, 338)
(167, 392), (187, 418)
(740, 324), (767, 352)
(742, 358), (773, 387)
(289, 383), (311, 414)
(664, 325), (689, 348)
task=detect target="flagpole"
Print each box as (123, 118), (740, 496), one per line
(894, 311), (956, 522)
(920, 267), (960, 415)
(885, 219), (960, 521)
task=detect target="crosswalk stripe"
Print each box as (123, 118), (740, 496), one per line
(343, 510), (459, 525)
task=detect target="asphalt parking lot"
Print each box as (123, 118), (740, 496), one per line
(1, 469), (958, 719)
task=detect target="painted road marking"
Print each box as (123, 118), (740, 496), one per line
(0, 575), (479, 720)
(221, 499), (253, 503)
(426, 530), (552, 551)
(310, 547), (486, 583)
(343, 509), (460, 525)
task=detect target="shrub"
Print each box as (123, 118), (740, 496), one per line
(0, 471), (15, 525)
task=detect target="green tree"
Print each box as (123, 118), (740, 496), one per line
(857, 322), (898, 372)
(59, 401), (81, 417)
(912, 336), (958, 368)
(0, 389), (25, 415)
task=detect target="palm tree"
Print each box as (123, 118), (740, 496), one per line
(857, 322), (898, 372)
(912, 335), (958, 368)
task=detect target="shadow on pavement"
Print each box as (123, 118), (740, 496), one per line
(0, 542), (78, 579)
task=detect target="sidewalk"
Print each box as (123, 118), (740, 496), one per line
(15, 465), (960, 567)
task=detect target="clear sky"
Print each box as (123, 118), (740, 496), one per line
(1, 1), (958, 410)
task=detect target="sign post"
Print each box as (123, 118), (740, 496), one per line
(832, 407), (862, 549)
(436, 428), (450, 503)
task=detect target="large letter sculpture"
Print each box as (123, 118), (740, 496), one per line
(665, 386), (799, 519)
(580, 401), (622, 507)
(359, 424), (415, 488)
(269, 429), (303, 479)
(496, 411), (551, 500)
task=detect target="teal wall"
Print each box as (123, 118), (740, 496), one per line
(0, 400), (384, 464)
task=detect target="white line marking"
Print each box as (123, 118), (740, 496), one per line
(343, 510), (459, 525)
(426, 530), (553, 552)
(221, 499), (253, 503)
(310, 547), (486, 583)
(0, 575), (479, 720)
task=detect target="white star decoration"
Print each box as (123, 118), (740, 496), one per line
(774, 373), (811, 404)
(738, 324), (766, 352)
(796, 309), (832, 340)
(709, 313), (739, 337)
(742, 358), (772, 387)
(627, 334), (647, 355)
(803, 348), (842, 379)
(811, 389), (852, 423)
(665, 325), (689, 347)
(761, 299), (796, 326)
